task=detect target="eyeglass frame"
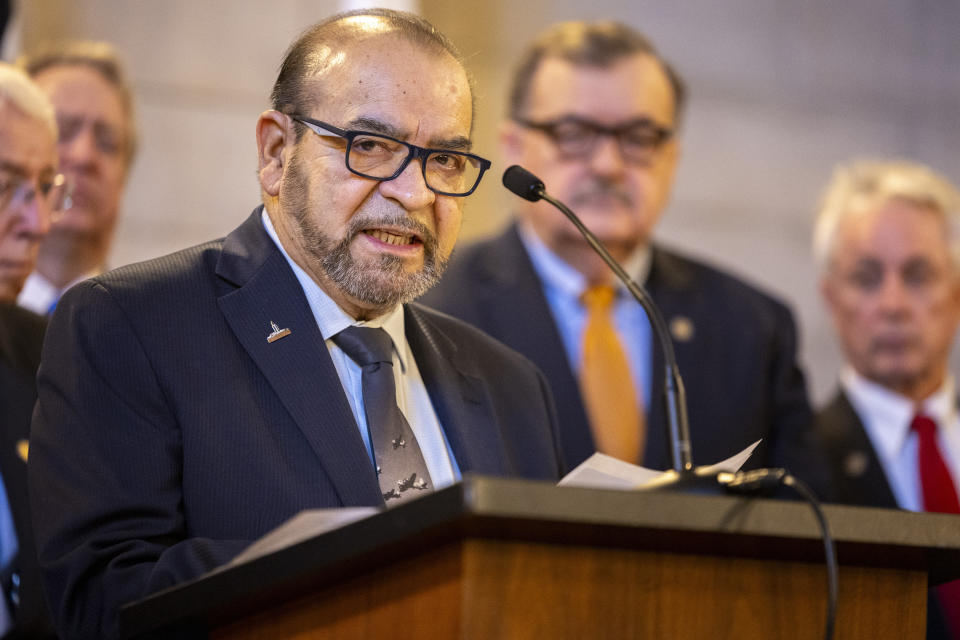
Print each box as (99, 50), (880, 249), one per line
(513, 115), (675, 163)
(290, 115), (492, 197)
(0, 171), (72, 214)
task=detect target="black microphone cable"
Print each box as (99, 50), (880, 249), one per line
(720, 469), (838, 640)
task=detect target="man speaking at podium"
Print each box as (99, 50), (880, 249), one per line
(423, 21), (826, 488)
(28, 10), (563, 639)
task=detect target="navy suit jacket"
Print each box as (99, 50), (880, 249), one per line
(29, 210), (563, 639)
(422, 224), (827, 491)
(0, 304), (55, 639)
(814, 391), (898, 508)
(815, 390), (951, 639)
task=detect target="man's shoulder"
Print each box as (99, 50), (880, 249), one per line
(652, 243), (797, 321)
(422, 224), (529, 315)
(407, 301), (541, 371)
(437, 224), (521, 282)
(68, 238), (226, 305)
(813, 389), (862, 440)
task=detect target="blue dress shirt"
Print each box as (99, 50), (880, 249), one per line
(518, 223), (654, 413)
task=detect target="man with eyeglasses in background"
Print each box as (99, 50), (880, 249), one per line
(28, 10), (562, 639)
(423, 21), (826, 489)
(15, 41), (135, 315)
(0, 61), (66, 640)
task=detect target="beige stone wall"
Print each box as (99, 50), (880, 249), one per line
(8, 0), (960, 404)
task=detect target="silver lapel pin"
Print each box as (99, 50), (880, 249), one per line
(267, 321), (291, 343)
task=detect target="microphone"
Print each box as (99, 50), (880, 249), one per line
(503, 167), (838, 636)
(502, 165), (699, 483)
(502, 165), (545, 202)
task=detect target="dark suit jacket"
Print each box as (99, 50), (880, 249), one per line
(814, 391), (897, 508)
(815, 390), (951, 639)
(0, 304), (55, 639)
(421, 224), (827, 491)
(29, 210), (563, 640)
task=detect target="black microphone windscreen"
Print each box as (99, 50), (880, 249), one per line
(502, 165), (545, 202)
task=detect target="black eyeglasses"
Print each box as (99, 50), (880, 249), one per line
(291, 115), (491, 197)
(514, 115), (674, 164)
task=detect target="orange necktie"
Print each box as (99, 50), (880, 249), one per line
(579, 285), (644, 463)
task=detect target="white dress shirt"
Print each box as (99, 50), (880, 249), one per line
(841, 366), (960, 511)
(17, 269), (99, 315)
(261, 210), (459, 489)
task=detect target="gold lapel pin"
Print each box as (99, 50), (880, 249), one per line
(669, 316), (695, 343)
(17, 439), (28, 463)
(267, 321), (291, 343)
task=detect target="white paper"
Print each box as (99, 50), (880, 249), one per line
(229, 506), (379, 566)
(558, 440), (761, 490)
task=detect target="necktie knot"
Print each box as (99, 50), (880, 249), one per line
(911, 413), (937, 440)
(581, 284), (616, 312)
(333, 326), (394, 368)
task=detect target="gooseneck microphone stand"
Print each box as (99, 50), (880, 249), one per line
(502, 164), (710, 486)
(502, 165), (838, 639)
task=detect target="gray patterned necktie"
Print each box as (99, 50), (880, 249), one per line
(333, 326), (432, 504)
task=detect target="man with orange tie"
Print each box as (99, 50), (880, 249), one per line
(423, 20), (825, 486)
(814, 159), (960, 639)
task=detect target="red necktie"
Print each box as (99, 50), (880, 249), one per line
(912, 414), (960, 638)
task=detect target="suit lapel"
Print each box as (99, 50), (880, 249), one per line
(472, 225), (595, 467)
(405, 304), (506, 475)
(820, 392), (898, 508)
(215, 210), (381, 506)
(642, 246), (696, 469)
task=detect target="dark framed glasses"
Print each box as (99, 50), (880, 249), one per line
(515, 115), (674, 164)
(291, 115), (491, 197)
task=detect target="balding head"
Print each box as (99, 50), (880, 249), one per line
(271, 8), (473, 134)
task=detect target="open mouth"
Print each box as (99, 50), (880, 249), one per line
(364, 228), (421, 247)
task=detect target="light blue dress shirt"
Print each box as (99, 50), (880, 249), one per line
(0, 475), (18, 633)
(261, 210), (460, 488)
(518, 222), (654, 413)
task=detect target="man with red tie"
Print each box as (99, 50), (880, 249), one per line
(814, 158), (960, 639)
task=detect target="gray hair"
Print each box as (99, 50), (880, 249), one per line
(0, 61), (57, 139)
(813, 159), (960, 273)
(18, 40), (138, 166)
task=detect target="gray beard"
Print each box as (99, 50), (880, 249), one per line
(313, 211), (447, 308)
(284, 153), (448, 308)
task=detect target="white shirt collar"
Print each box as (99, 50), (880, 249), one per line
(840, 365), (958, 459)
(17, 268), (102, 314)
(517, 220), (651, 297)
(260, 209), (407, 371)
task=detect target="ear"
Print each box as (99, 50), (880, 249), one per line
(257, 110), (291, 197)
(820, 276), (839, 312)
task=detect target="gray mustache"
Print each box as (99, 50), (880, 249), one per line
(348, 212), (436, 247)
(569, 184), (634, 208)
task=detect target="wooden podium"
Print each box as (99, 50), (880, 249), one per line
(120, 476), (960, 639)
